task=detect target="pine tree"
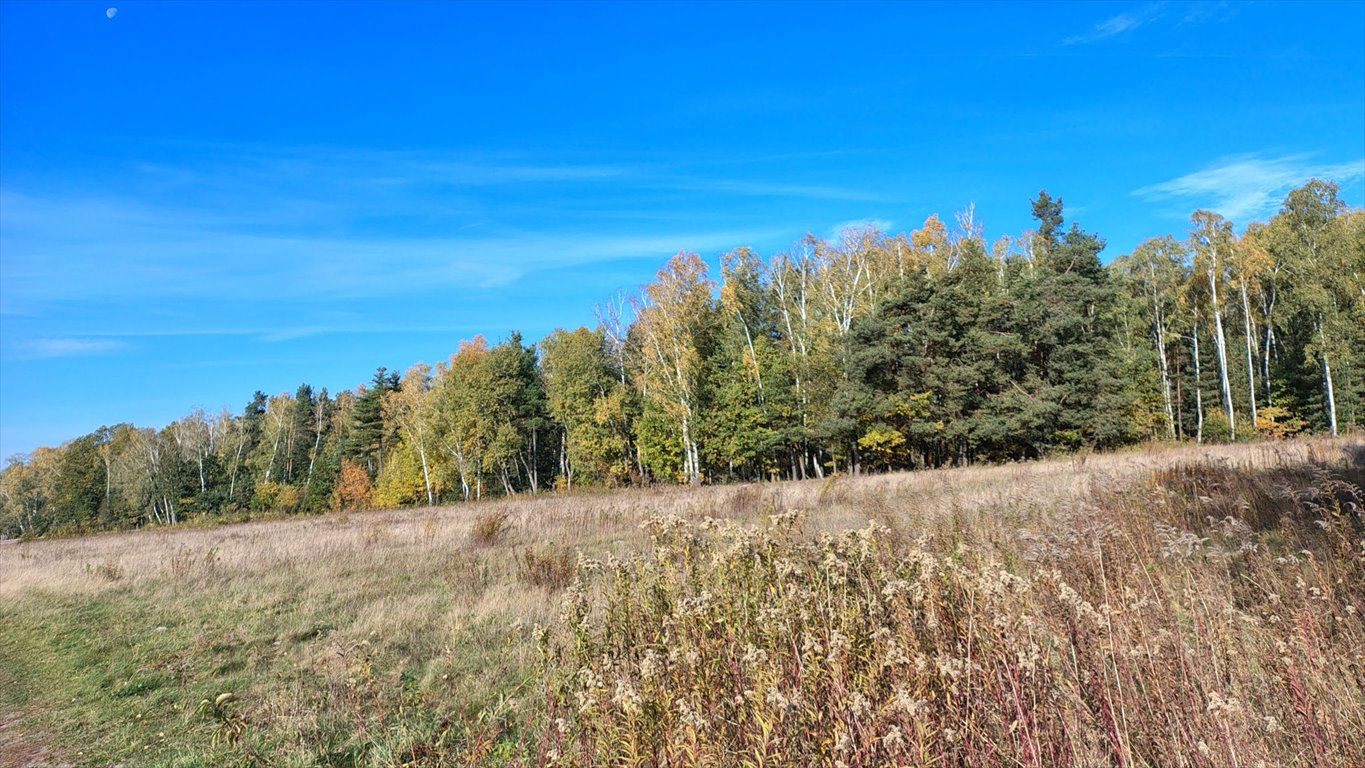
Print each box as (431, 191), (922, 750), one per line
(345, 367), (399, 476)
(1007, 192), (1125, 452)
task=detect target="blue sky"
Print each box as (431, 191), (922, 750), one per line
(1, 0), (1362, 458)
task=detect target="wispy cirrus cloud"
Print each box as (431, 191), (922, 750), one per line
(0, 187), (789, 305)
(1135, 154), (1365, 223)
(12, 337), (128, 359)
(827, 218), (896, 241)
(1061, 2), (1236, 46)
(120, 143), (888, 212)
(1063, 3), (1168, 45)
(0, 142), (882, 380)
(1177, 1), (1237, 27)
(662, 177), (895, 203)
(0, 141), (884, 317)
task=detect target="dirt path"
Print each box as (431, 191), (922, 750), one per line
(0, 712), (71, 768)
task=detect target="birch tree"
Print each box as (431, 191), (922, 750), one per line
(259, 392), (295, 483)
(1116, 236), (1187, 439)
(1191, 210), (1237, 439)
(1242, 222), (1285, 405)
(540, 327), (629, 488)
(1269, 180), (1353, 436)
(769, 246), (820, 478)
(172, 408), (213, 494)
(384, 364), (440, 505)
(1230, 231), (1272, 430)
(437, 338), (498, 500)
(630, 251), (716, 485)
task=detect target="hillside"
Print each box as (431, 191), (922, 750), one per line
(1, 437), (1362, 766)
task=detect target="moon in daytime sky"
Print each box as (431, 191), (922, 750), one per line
(106, 7), (117, 19)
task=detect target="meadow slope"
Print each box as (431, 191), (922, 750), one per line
(1, 437), (1362, 767)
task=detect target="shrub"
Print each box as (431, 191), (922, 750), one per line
(333, 460), (372, 513)
(251, 480), (300, 515)
(538, 459), (1365, 767)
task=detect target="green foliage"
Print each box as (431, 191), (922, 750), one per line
(344, 367), (400, 477)
(436, 334), (551, 500)
(302, 448), (340, 514)
(250, 480), (300, 515)
(487, 333), (553, 493)
(630, 251), (719, 485)
(634, 402), (684, 483)
(540, 327), (633, 487)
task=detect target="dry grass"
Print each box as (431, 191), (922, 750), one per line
(0, 438), (1334, 602)
(0, 436), (1360, 766)
(540, 438), (1365, 767)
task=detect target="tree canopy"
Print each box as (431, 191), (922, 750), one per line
(4, 181), (1360, 537)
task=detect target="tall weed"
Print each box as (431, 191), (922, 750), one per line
(539, 456), (1365, 767)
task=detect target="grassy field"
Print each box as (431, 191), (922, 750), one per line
(1, 438), (1362, 767)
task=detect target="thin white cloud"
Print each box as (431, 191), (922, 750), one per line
(13, 337), (128, 359)
(1063, 1), (1237, 46)
(1135, 154), (1365, 223)
(1064, 3), (1167, 45)
(1179, 1), (1236, 26)
(0, 187), (791, 305)
(405, 160), (631, 185)
(0, 142), (868, 352)
(137, 143), (635, 185)
(258, 326), (328, 343)
(664, 177), (895, 203)
(827, 218), (896, 241)
(128, 144), (883, 202)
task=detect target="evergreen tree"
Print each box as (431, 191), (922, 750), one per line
(224, 391), (267, 509)
(286, 384), (318, 485)
(1006, 192), (1126, 452)
(8, 180), (1363, 534)
(345, 367), (399, 477)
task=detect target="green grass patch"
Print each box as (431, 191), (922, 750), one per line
(0, 568), (539, 766)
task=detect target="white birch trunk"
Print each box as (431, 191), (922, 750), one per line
(1192, 314), (1204, 445)
(1150, 280), (1176, 439)
(1240, 284), (1257, 431)
(229, 436), (245, 499)
(264, 433), (281, 482)
(1155, 322), (1176, 439)
(1318, 320), (1338, 437)
(307, 401), (325, 485)
(418, 442), (434, 506)
(1208, 261), (1235, 438)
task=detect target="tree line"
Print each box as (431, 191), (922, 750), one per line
(3, 180), (1361, 537)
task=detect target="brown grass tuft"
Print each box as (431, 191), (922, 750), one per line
(471, 509), (512, 547)
(517, 544), (576, 592)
